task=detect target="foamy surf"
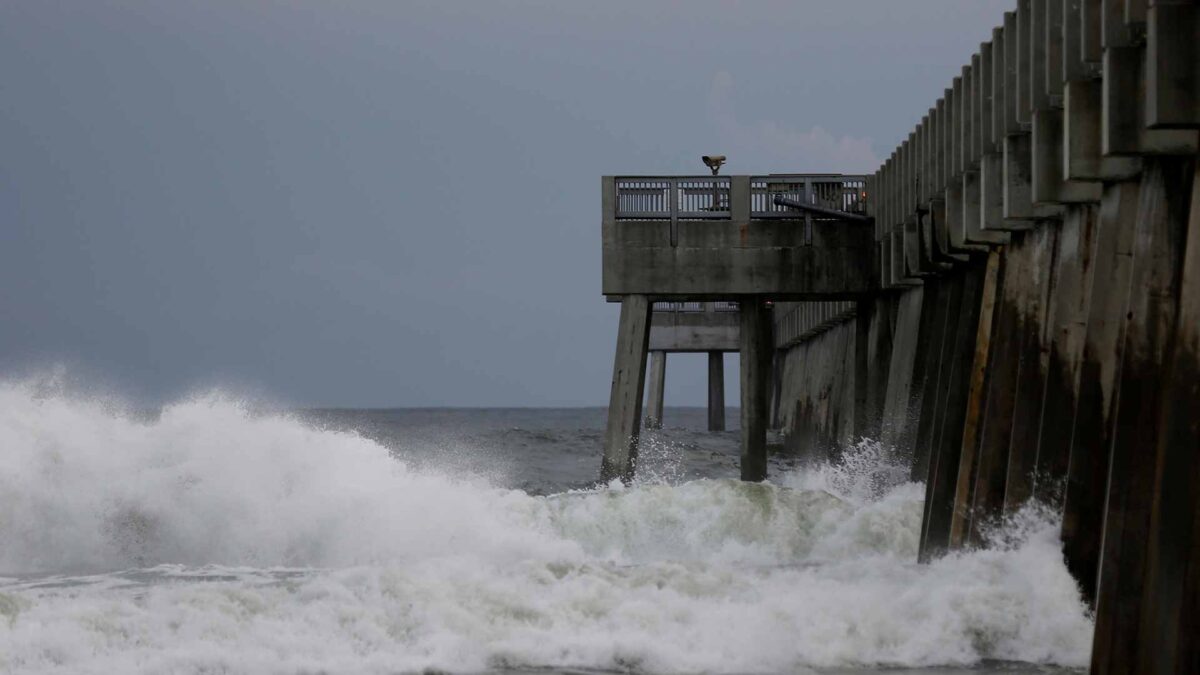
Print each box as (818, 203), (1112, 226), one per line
(0, 379), (1092, 673)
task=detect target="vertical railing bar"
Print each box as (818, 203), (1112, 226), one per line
(804, 178), (814, 245)
(669, 177), (678, 247)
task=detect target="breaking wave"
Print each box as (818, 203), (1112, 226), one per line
(0, 378), (1093, 673)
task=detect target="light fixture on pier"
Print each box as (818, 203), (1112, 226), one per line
(701, 155), (726, 175)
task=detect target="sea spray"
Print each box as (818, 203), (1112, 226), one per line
(0, 379), (1093, 673)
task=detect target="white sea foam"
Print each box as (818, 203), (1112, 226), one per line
(0, 378), (1093, 673)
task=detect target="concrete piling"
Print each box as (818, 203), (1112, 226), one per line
(1002, 222), (1059, 513)
(1092, 158), (1195, 675)
(949, 249), (1002, 548)
(1136, 161), (1200, 673)
(645, 351), (666, 430)
(919, 257), (986, 561)
(911, 278), (953, 483)
(600, 295), (652, 484)
(879, 288), (924, 458)
(739, 298), (773, 482)
(967, 237), (1024, 542)
(1030, 204), (1099, 508)
(1061, 180), (1140, 607)
(707, 351), (725, 432)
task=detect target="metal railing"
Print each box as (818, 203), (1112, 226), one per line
(750, 175), (868, 219)
(653, 301), (705, 312)
(774, 301), (857, 349)
(652, 301), (742, 313)
(614, 177), (730, 220)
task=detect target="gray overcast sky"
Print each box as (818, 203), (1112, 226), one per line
(0, 1), (1011, 407)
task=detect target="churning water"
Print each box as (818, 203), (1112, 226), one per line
(0, 378), (1092, 674)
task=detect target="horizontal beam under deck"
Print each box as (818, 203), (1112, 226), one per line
(648, 307), (739, 352)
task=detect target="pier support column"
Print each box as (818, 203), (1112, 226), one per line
(739, 298), (773, 482)
(919, 257), (986, 562)
(911, 278), (952, 482)
(600, 295), (652, 484)
(1030, 204), (1099, 508)
(1092, 158), (1196, 675)
(1002, 222), (1060, 513)
(645, 351), (666, 429)
(707, 351), (725, 432)
(1061, 181), (1140, 607)
(854, 299), (872, 440)
(967, 236), (1027, 543)
(949, 249), (1003, 549)
(1137, 160), (1200, 672)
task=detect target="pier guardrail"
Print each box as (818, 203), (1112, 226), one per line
(613, 175), (867, 221)
(774, 301), (856, 349)
(614, 177), (730, 220)
(750, 176), (868, 219)
(652, 301), (741, 313)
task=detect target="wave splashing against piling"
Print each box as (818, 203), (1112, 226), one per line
(0, 379), (1092, 673)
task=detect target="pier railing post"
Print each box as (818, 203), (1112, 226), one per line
(600, 294), (652, 484)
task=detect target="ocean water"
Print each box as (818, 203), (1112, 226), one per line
(0, 380), (1093, 674)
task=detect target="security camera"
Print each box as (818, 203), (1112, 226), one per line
(702, 155), (727, 175)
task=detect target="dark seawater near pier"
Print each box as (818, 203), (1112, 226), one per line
(0, 384), (1089, 674)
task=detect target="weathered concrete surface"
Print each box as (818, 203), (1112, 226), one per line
(1136, 161), (1200, 673)
(1002, 222), (1060, 513)
(1030, 204), (1099, 507)
(878, 287), (924, 457)
(644, 351), (666, 430)
(827, 6), (1200, 671)
(600, 295), (652, 483)
(777, 319), (856, 459)
(602, 217), (876, 297)
(648, 307), (739, 352)
(949, 250), (1002, 548)
(1092, 158), (1195, 675)
(603, 176), (876, 298)
(739, 298), (773, 482)
(967, 234), (1029, 543)
(858, 295), (896, 441)
(1061, 181), (1140, 607)
(919, 257), (986, 562)
(911, 278), (953, 482)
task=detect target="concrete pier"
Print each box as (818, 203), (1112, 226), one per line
(642, 302), (739, 431)
(597, 2), (1200, 666)
(600, 175), (870, 481)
